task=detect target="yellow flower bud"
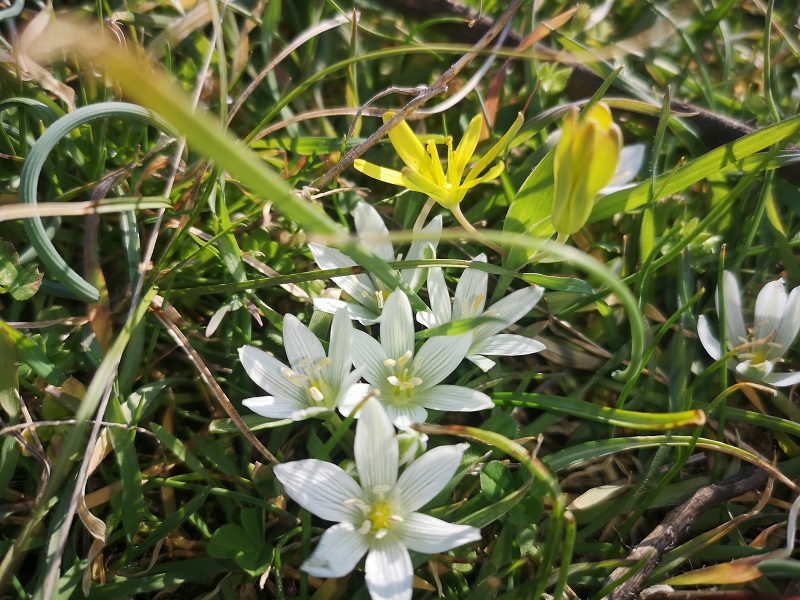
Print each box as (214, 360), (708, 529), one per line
(552, 102), (623, 236)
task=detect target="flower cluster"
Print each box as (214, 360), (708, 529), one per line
(241, 204), (544, 427)
(238, 201), (545, 599)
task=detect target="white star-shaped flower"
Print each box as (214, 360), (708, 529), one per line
(698, 270), (800, 386)
(339, 289), (494, 427)
(274, 398), (482, 600)
(418, 254), (545, 371)
(239, 308), (360, 420)
(309, 202), (441, 325)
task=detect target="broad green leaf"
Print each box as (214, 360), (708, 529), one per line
(0, 319), (66, 385)
(503, 150), (556, 272)
(8, 262), (43, 301)
(208, 524), (260, 557)
(480, 461), (516, 503)
(591, 115), (800, 221)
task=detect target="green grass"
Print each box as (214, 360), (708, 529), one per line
(2, 0), (800, 598)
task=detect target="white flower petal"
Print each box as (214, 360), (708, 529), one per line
(309, 242), (379, 312)
(283, 314), (326, 371)
(426, 267), (453, 326)
(364, 539), (413, 600)
(772, 285), (800, 359)
(419, 385), (494, 413)
(312, 296), (346, 315)
(292, 406), (333, 420)
(605, 142), (646, 188)
(402, 216), (442, 291)
(396, 444), (467, 512)
(274, 459), (366, 523)
(338, 383), (375, 417)
(383, 403), (428, 428)
(243, 395), (306, 419)
(327, 308), (353, 390)
(406, 215), (442, 263)
(467, 354), (496, 372)
(393, 512), (482, 554)
(353, 330), (390, 386)
(697, 315), (722, 361)
(452, 255), (488, 320)
(470, 333), (545, 357)
(416, 311), (440, 329)
(355, 203), (395, 262)
(735, 359), (773, 381)
(239, 346), (305, 402)
(414, 334), (471, 388)
(763, 370), (800, 387)
(400, 242), (434, 291)
(381, 291), (415, 360)
(718, 271), (748, 347)
(355, 398), (399, 492)
(313, 297), (382, 325)
(753, 278), (787, 350)
(301, 522), (369, 578)
(474, 286), (543, 338)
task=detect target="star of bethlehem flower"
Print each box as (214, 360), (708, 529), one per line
(353, 111), (522, 233)
(339, 289), (494, 427)
(552, 101), (623, 237)
(239, 308), (361, 420)
(698, 271), (800, 386)
(418, 254), (546, 371)
(309, 202), (441, 325)
(274, 398), (482, 600)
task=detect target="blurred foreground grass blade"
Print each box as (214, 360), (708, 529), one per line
(493, 393), (706, 430)
(0, 197), (170, 224)
(28, 18), (342, 236)
(26, 19), (428, 306)
(591, 114), (800, 221)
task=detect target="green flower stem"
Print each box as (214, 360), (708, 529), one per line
(450, 204), (505, 255)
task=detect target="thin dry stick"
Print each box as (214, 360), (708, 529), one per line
(313, 0), (523, 189)
(603, 467), (772, 600)
(150, 302), (278, 464)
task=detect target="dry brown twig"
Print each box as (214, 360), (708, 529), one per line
(603, 467), (775, 600)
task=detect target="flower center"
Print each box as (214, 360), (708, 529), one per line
(349, 486), (405, 539)
(383, 351), (423, 400)
(368, 501), (392, 531)
(281, 357), (333, 406)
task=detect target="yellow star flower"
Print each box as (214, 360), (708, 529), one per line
(354, 111), (522, 218)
